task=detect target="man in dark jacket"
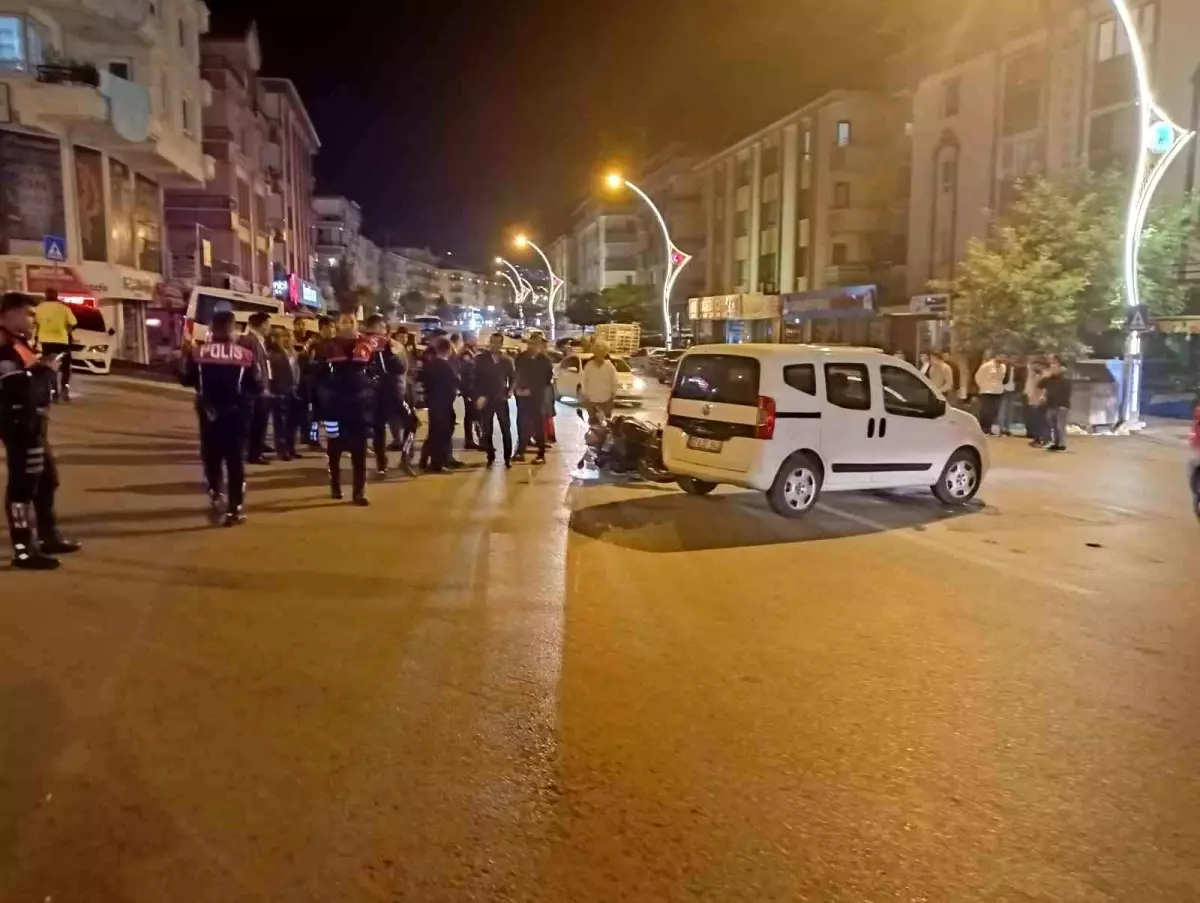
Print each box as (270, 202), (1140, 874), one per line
(240, 311), (273, 464)
(513, 334), (554, 464)
(473, 332), (516, 467)
(421, 336), (459, 472)
(458, 333), (481, 450)
(182, 309), (262, 526)
(0, 292), (79, 569)
(1038, 355), (1073, 452)
(362, 314), (405, 478)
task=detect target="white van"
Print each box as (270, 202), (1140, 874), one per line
(662, 344), (988, 517)
(184, 287), (288, 344)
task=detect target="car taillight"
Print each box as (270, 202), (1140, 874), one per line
(183, 318), (194, 342)
(756, 395), (776, 440)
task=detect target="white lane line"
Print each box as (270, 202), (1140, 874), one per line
(815, 502), (1098, 597)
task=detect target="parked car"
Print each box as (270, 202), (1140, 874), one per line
(555, 353), (645, 406)
(69, 305), (116, 375)
(661, 344), (988, 518)
(630, 346), (666, 375)
(654, 349), (686, 384)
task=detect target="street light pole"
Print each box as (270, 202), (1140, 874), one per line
(514, 235), (562, 343)
(1110, 0), (1195, 426)
(606, 173), (692, 351)
(496, 256), (531, 329)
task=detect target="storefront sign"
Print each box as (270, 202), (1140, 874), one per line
(272, 278), (289, 299)
(688, 293), (781, 321)
(300, 280), (321, 308)
(908, 293), (949, 315)
(783, 285), (877, 321)
(25, 265), (89, 296)
(75, 262), (159, 300)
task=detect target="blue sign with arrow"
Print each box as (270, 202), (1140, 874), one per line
(42, 235), (66, 262)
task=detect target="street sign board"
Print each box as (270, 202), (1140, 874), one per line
(43, 235), (66, 262)
(1125, 304), (1152, 332)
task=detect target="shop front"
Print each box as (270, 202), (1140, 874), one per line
(687, 293), (782, 344)
(273, 272), (325, 316)
(780, 285), (886, 347)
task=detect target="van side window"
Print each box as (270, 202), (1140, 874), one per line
(783, 363), (816, 395)
(881, 365), (942, 418)
(824, 363), (871, 410)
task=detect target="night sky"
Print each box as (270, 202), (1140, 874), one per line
(207, 0), (894, 266)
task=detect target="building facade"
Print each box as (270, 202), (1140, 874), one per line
(634, 147), (707, 324)
(692, 90), (910, 344)
(570, 197), (641, 293)
(260, 76), (319, 309)
(381, 246), (438, 301)
(313, 194), (363, 303)
(0, 0), (212, 362)
(903, 0), (1200, 294)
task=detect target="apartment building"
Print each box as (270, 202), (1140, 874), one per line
(634, 147), (707, 322)
(694, 90), (909, 343)
(313, 194), (364, 302)
(261, 77), (320, 312)
(0, 0), (211, 362)
(381, 246), (438, 301)
(432, 266), (506, 312)
(903, 0), (1200, 294)
(570, 197), (641, 293)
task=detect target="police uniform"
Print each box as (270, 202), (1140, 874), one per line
(314, 333), (373, 504)
(181, 339), (261, 525)
(0, 326), (77, 567)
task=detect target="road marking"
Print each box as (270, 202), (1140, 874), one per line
(815, 502), (1098, 597)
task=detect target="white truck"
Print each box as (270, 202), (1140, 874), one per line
(594, 322), (641, 358)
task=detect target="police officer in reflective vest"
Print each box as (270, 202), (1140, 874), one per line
(314, 313), (372, 505)
(0, 292), (80, 569)
(181, 309), (261, 527)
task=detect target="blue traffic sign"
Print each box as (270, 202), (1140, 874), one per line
(1148, 121), (1174, 155)
(42, 234), (66, 262)
(1125, 304), (1151, 332)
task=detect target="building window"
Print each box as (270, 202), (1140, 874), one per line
(831, 243), (849, 266)
(1002, 49), (1043, 136)
(944, 77), (961, 117)
(0, 16), (46, 71)
(181, 97), (193, 135)
(734, 210), (749, 237)
(759, 253), (778, 289)
(733, 259), (748, 287)
(795, 251), (808, 279)
(761, 143), (780, 176)
(803, 129), (812, 156)
(833, 182), (851, 209)
(760, 199), (780, 227)
(107, 59), (132, 80)
(941, 159), (957, 193)
(836, 120), (852, 147)
(178, 18), (187, 48)
(735, 156), (752, 188)
(1096, 18), (1117, 61)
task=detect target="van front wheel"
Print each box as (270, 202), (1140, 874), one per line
(932, 448), (981, 505)
(768, 453), (822, 518)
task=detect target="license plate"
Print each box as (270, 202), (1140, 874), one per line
(687, 435), (723, 453)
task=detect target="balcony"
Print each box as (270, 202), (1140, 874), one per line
(262, 140), (282, 173)
(826, 207), (882, 235)
(37, 0), (155, 44)
(265, 192), (285, 227)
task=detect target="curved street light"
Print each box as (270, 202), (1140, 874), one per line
(606, 172), (692, 351)
(496, 256), (531, 329)
(514, 234), (562, 342)
(1110, 0), (1195, 424)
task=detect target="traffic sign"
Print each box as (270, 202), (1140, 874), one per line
(1125, 304), (1152, 332)
(42, 235), (66, 262)
(1148, 121), (1175, 155)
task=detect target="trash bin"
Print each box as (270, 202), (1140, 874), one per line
(1068, 360), (1120, 431)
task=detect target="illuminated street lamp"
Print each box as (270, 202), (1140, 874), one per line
(496, 256), (531, 328)
(1110, 0), (1195, 424)
(514, 234), (562, 342)
(606, 172), (691, 351)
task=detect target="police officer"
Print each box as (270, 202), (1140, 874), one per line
(362, 313), (404, 479)
(314, 313), (372, 505)
(0, 292), (79, 569)
(302, 316), (336, 449)
(181, 309), (261, 527)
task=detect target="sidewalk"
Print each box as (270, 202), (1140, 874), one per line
(1136, 415), (1194, 448)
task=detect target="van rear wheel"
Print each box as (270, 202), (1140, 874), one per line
(677, 477), (717, 496)
(768, 452), (822, 518)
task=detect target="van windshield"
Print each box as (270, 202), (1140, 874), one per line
(673, 354), (760, 406)
(192, 292), (277, 326)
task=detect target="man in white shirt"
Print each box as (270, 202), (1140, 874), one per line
(580, 342), (621, 422)
(974, 352), (1007, 436)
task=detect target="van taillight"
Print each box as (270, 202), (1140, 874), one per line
(755, 395), (776, 440)
(183, 318), (195, 342)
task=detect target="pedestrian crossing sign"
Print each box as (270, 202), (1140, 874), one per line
(1125, 304), (1151, 332)
(43, 235), (66, 262)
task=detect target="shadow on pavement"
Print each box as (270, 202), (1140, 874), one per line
(55, 453), (200, 468)
(569, 489), (977, 552)
(0, 681), (62, 882)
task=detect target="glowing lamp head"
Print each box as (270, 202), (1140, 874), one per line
(605, 173), (624, 191)
(514, 234), (528, 248)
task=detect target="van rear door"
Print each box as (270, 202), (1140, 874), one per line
(667, 353), (762, 473)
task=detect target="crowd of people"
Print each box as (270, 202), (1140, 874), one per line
(183, 311), (565, 527)
(918, 349), (1074, 451)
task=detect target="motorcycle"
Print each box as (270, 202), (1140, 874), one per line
(576, 409), (674, 483)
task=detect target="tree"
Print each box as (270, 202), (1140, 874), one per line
(600, 283), (656, 328)
(368, 287), (397, 320)
(565, 291), (605, 327)
(434, 297), (457, 326)
(329, 262), (355, 314)
(937, 171), (1195, 355)
(399, 289), (429, 319)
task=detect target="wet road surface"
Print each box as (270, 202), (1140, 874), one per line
(1, 379), (1198, 901)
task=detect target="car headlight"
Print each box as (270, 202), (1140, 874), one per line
(633, 378), (646, 392)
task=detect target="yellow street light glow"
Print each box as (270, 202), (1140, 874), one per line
(605, 172), (624, 190)
(514, 234), (528, 248)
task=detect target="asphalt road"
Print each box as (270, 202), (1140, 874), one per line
(1, 379), (1198, 902)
